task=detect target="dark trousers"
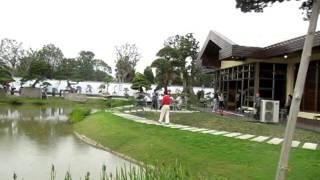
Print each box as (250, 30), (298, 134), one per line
(255, 106), (260, 120)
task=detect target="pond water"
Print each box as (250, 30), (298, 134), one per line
(0, 105), (134, 179)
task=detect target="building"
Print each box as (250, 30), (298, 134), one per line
(197, 31), (320, 123)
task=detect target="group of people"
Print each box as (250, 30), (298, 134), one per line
(151, 91), (184, 111)
(212, 92), (225, 115)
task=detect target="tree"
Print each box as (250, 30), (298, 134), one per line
(0, 38), (24, 75)
(93, 59), (112, 74)
(54, 58), (80, 80)
(235, 1), (319, 180)
(151, 58), (177, 94)
(77, 51), (95, 80)
(22, 58), (52, 87)
(115, 43), (140, 83)
(16, 49), (35, 77)
(0, 63), (14, 87)
(143, 66), (155, 84)
(159, 33), (200, 95)
(104, 74), (113, 94)
(131, 73), (151, 93)
(37, 44), (64, 77)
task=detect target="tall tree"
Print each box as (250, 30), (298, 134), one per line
(77, 51), (95, 80)
(0, 38), (24, 75)
(54, 58), (80, 80)
(151, 58), (177, 94)
(115, 43), (140, 83)
(16, 49), (35, 77)
(143, 66), (155, 84)
(37, 44), (64, 77)
(158, 33), (200, 95)
(0, 62), (14, 87)
(235, 1), (318, 180)
(93, 59), (112, 74)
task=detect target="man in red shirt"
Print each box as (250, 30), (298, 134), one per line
(158, 91), (171, 124)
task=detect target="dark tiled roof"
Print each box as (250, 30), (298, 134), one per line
(198, 31), (320, 63)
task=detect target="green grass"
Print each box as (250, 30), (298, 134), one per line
(132, 111), (320, 144)
(105, 98), (136, 108)
(69, 107), (91, 123)
(74, 112), (320, 179)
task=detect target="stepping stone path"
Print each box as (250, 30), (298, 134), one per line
(251, 136), (271, 142)
(267, 138), (284, 145)
(113, 112), (319, 151)
(236, 134), (255, 140)
(302, 143), (318, 150)
(291, 141), (301, 148)
(223, 132), (242, 137)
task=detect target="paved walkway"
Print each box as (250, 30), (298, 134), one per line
(113, 112), (318, 151)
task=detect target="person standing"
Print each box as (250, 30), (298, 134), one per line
(212, 92), (219, 112)
(254, 93), (261, 120)
(235, 91), (241, 112)
(158, 91), (171, 124)
(218, 93), (225, 115)
(285, 94), (293, 116)
(152, 91), (159, 110)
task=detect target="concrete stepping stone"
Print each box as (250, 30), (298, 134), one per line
(302, 143), (318, 150)
(210, 131), (229, 135)
(291, 141), (301, 148)
(124, 110), (130, 113)
(180, 127), (200, 131)
(251, 136), (271, 142)
(188, 128), (208, 132)
(223, 132), (242, 137)
(267, 138), (283, 145)
(236, 134), (255, 140)
(201, 130), (218, 134)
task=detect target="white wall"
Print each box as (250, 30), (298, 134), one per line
(10, 77), (214, 97)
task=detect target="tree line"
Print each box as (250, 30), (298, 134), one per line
(0, 34), (212, 92)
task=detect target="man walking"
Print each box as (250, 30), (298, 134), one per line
(158, 91), (171, 124)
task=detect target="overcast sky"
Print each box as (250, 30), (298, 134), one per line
(0, 0), (318, 73)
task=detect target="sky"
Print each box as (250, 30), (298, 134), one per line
(0, 0), (318, 74)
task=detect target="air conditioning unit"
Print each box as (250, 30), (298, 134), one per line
(260, 100), (279, 123)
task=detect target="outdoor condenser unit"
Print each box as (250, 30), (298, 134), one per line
(260, 100), (279, 123)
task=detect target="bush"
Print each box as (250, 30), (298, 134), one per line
(8, 98), (23, 105)
(69, 108), (91, 123)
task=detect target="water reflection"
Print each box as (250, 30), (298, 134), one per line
(0, 105), (134, 179)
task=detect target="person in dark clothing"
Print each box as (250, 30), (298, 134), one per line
(254, 93), (261, 120)
(152, 91), (159, 109)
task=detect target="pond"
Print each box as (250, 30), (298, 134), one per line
(0, 105), (134, 179)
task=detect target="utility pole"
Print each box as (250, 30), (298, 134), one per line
(276, 1), (320, 180)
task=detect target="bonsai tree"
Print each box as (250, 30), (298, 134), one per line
(131, 73), (151, 93)
(22, 59), (51, 87)
(104, 74), (113, 94)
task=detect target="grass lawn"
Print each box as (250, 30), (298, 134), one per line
(74, 112), (320, 179)
(132, 111), (320, 144)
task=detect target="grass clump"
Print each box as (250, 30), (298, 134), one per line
(105, 98), (135, 108)
(69, 107), (91, 123)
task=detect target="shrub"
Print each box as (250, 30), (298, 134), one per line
(69, 108), (91, 123)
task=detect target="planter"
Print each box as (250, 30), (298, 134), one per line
(21, 87), (42, 98)
(0, 89), (6, 96)
(64, 93), (88, 102)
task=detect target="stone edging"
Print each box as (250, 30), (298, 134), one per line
(73, 132), (145, 167)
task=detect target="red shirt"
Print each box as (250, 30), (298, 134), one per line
(161, 95), (171, 105)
